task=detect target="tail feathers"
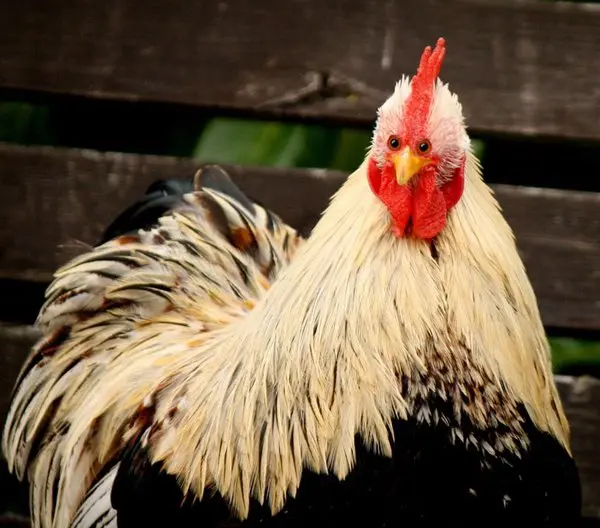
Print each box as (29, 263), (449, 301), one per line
(28, 435), (63, 528)
(71, 465), (119, 528)
(1, 164), (304, 528)
(4, 358), (77, 480)
(193, 164), (257, 216)
(2, 318), (125, 482)
(100, 179), (194, 244)
(100, 164), (257, 245)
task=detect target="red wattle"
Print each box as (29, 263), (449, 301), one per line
(441, 157), (465, 210)
(412, 169), (447, 240)
(368, 158), (413, 237)
(367, 157), (382, 195)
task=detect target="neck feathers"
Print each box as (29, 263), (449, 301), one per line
(158, 149), (569, 519)
(438, 151), (568, 449)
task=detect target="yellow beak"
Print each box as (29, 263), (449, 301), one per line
(392, 147), (432, 185)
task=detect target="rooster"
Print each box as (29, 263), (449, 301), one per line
(2, 38), (582, 527)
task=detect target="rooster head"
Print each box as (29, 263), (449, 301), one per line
(368, 37), (469, 240)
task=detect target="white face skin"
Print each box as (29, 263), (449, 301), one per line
(370, 77), (471, 187)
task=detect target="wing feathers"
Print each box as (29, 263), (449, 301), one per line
(2, 165), (302, 528)
(71, 465), (119, 528)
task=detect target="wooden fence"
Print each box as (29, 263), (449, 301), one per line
(0, 0), (599, 523)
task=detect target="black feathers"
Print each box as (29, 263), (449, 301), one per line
(100, 165), (255, 244)
(100, 178), (193, 244)
(111, 434), (231, 527)
(194, 165), (256, 216)
(111, 394), (581, 527)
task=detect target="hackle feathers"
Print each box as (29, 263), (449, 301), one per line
(2, 184), (302, 527)
(2, 78), (569, 528)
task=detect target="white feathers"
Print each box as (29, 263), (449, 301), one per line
(151, 153), (567, 520)
(370, 76), (411, 167)
(1, 112), (568, 528)
(2, 188), (301, 528)
(371, 75), (468, 178)
(71, 465), (119, 528)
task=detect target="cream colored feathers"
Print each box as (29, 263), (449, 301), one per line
(2, 81), (569, 528)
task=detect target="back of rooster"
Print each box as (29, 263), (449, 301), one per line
(3, 38), (582, 527)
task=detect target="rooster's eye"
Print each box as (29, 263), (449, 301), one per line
(387, 136), (400, 150)
(417, 140), (431, 154)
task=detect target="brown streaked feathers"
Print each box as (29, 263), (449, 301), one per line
(2, 80), (576, 527)
(2, 166), (302, 527)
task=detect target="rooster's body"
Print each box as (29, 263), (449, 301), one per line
(3, 38), (581, 527)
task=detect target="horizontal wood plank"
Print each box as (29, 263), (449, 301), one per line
(557, 375), (600, 519)
(0, 514), (29, 528)
(1, 142), (600, 331)
(0, 142), (346, 281)
(492, 185), (600, 332)
(0, 0), (600, 141)
(1, 325), (599, 516)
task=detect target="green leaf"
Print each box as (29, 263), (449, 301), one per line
(329, 129), (371, 172)
(192, 118), (302, 167)
(471, 138), (485, 160)
(0, 102), (55, 145)
(550, 338), (600, 373)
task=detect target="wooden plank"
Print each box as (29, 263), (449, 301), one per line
(493, 186), (600, 332)
(0, 0), (599, 141)
(0, 143), (345, 282)
(1, 142), (600, 331)
(557, 375), (600, 519)
(0, 515), (29, 528)
(1, 325), (599, 517)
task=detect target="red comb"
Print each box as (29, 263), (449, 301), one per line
(414, 38), (446, 91)
(403, 38), (447, 140)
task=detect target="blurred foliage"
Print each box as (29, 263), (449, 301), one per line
(193, 118), (362, 171)
(552, 338), (600, 377)
(192, 117), (486, 171)
(0, 99), (598, 374)
(0, 102), (56, 145)
(0, 102), (485, 171)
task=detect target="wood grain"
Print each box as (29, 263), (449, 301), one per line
(0, 0), (599, 140)
(0, 142), (345, 282)
(1, 142), (599, 331)
(557, 375), (600, 519)
(494, 185), (600, 332)
(1, 325), (599, 517)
